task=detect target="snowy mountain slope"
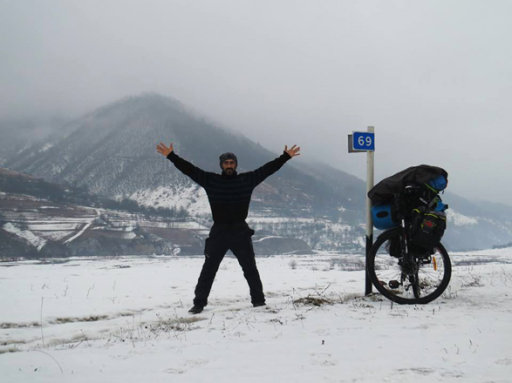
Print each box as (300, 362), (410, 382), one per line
(0, 117), (69, 166)
(441, 192), (512, 250)
(3, 93), (512, 251)
(6, 93), (362, 220)
(4, 94), (368, 252)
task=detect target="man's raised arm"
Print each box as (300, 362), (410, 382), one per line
(156, 142), (208, 187)
(250, 145), (301, 186)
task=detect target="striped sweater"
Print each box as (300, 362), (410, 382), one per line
(167, 151), (291, 224)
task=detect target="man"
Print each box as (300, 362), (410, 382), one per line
(156, 142), (301, 314)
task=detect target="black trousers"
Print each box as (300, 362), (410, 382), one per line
(193, 223), (265, 307)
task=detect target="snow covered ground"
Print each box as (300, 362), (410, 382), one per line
(1, 250), (511, 382)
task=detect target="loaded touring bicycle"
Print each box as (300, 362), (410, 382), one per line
(367, 165), (451, 304)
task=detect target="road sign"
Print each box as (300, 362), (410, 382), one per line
(347, 126), (375, 295)
(352, 131), (375, 151)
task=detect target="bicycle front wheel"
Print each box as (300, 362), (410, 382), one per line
(367, 228), (451, 304)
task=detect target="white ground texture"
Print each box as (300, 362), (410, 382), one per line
(1, 249), (511, 383)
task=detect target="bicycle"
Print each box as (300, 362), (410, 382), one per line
(367, 186), (452, 304)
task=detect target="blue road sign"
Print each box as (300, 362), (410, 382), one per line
(353, 132), (375, 151)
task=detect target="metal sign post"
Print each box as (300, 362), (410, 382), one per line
(348, 126), (375, 295)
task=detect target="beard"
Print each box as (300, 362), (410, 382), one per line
(222, 168), (236, 176)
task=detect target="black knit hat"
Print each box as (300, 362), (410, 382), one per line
(219, 152), (238, 169)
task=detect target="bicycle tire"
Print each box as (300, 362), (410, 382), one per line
(367, 227), (451, 304)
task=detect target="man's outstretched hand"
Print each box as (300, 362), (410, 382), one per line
(284, 145), (301, 158)
(156, 142), (174, 157)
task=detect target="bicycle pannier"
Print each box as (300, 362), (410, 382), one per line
(409, 207), (446, 250)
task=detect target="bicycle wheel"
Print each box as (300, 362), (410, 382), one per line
(367, 228), (451, 304)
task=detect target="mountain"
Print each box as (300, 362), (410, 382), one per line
(5, 93), (367, 252)
(4, 93), (512, 252)
(6, 94), (365, 219)
(0, 116), (69, 165)
(441, 192), (512, 251)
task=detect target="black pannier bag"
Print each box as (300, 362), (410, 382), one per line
(408, 206), (446, 251)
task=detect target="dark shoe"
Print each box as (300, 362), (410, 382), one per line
(188, 305), (204, 314)
(253, 302), (266, 308)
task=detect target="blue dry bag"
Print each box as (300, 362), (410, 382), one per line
(371, 204), (399, 230)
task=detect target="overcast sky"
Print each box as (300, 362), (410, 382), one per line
(1, 0), (511, 206)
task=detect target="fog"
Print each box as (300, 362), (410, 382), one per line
(1, 0), (511, 205)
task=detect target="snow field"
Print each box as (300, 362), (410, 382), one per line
(0, 253), (511, 382)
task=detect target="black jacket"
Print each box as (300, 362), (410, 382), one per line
(167, 151), (291, 224)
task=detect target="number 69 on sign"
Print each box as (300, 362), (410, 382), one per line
(349, 132), (375, 152)
(357, 134), (373, 148)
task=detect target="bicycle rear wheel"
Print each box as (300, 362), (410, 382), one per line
(367, 228), (451, 304)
